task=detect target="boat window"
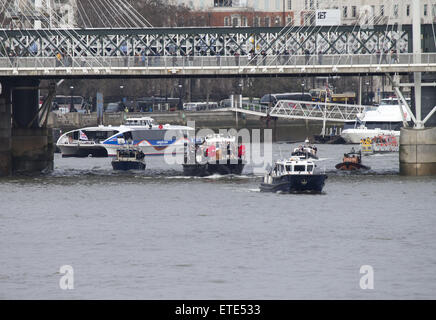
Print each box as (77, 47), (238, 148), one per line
(124, 131), (133, 141)
(131, 130), (166, 140)
(294, 165), (306, 172)
(285, 165), (292, 172)
(365, 122), (403, 130)
(307, 165), (314, 172)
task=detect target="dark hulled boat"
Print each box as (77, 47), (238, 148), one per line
(112, 148), (146, 171)
(260, 157), (327, 193)
(183, 134), (246, 177)
(335, 149), (370, 171)
(183, 158), (245, 177)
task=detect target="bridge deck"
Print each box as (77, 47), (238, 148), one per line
(1, 54), (435, 78)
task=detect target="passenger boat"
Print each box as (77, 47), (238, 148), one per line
(260, 157), (327, 193)
(102, 117), (194, 157)
(56, 125), (122, 157)
(112, 148), (146, 171)
(182, 134), (246, 177)
(57, 117), (195, 158)
(360, 135), (399, 155)
(335, 149), (370, 170)
(341, 97), (412, 144)
(291, 138), (318, 159)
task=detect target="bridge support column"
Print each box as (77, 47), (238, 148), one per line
(0, 83), (12, 176)
(400, 73), (436, 176)
(400, 128), (436, 176)
(10, 79), (53, 174)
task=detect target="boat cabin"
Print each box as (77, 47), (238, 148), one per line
(343, 151), (361, 164)
(116, 149), (145, 161)
(271, 158), (315, 176)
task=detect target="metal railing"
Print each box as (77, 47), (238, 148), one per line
(0, 53), (435, 70)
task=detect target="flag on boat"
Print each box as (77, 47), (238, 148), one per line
(79, 130), (88, 141)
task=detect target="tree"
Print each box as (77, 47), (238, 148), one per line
(75, 0), (192, 28)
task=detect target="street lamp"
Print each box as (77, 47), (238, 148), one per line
(120, 85), (124, 100)
(301, 82), (305, 95)
(238, 82), (243, 108)
(178, 84), (183, 111)
(70, 86), (74, 112)
(366, 81), (370, 104)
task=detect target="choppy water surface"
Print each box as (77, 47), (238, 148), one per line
(0, 143), (435, 299)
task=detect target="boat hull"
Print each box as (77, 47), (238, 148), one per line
(335, 162), (370, 170)
(183, 159), (245, 177)
(112, 161), (146, 171)
(58, 144), (108, 158)
(104, 144), (184, 157)
(260, 174), (327, 193)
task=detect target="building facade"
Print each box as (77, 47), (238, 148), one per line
(180, 0), (436, 27)
(4, 0), (77, 29)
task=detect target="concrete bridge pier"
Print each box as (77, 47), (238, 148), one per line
(400, 128), (436, 176)
(400, 73), (436, 176)
(10, 79), (53, 174)
(0, 83), (12, 176)
(0, 79), (53, 176)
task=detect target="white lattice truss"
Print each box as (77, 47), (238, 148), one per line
(232, 100), (366, 123)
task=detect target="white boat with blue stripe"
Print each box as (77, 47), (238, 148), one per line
(101, 117), (194, 157)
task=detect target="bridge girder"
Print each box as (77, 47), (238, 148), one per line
(0, 25), (426, 58)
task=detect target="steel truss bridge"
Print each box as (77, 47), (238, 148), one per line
(0, 25), (435, 78)
(220, 100), (368, 123)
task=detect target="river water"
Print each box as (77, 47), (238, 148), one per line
(0, 143), (435, 299)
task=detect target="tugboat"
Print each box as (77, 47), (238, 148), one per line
(112, 148), (146, 171)
(183, 134), (246, 177)
(291, 138), (319, 160)
(260, 156), (327, 193)
(335, 148), (370, 171)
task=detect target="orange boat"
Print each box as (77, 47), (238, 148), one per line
(335, 149), (370, 171)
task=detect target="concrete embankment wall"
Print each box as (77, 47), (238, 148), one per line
(48, 111), (343, 142)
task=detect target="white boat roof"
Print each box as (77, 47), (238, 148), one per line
(125, 117), (155, 122)
(61, 125), (125, 134)
(275, 157), (315, 165)
(203, 133), (236, 143)
(360, 104), (412, 122)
